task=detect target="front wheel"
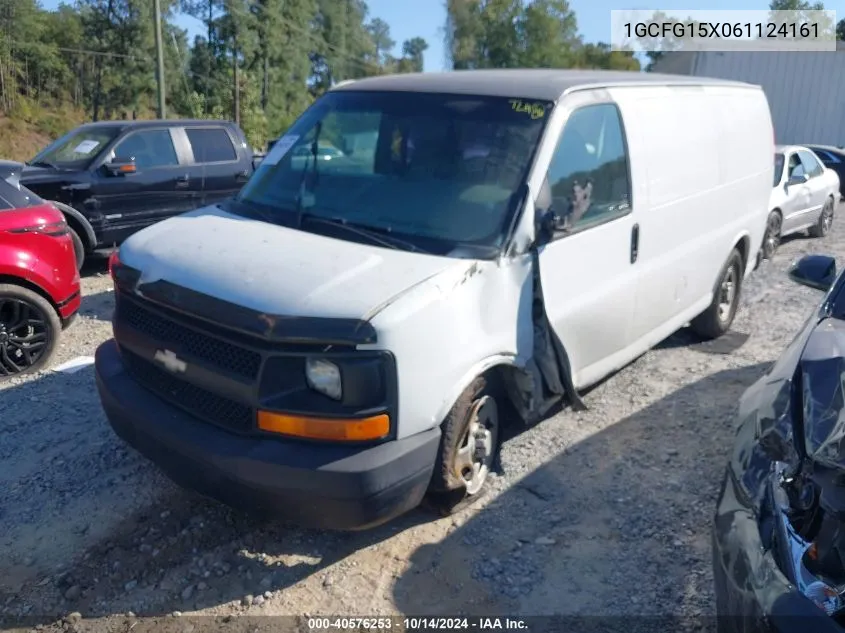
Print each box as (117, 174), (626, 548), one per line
(761, 211), (782, 260)
(0, 284), (61, 379)
(426, 377), (501, 515)
(690, 249), (743, 340)
(809, 197), (835, 238)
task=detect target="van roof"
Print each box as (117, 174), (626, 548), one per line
(329, 69), (757, 102)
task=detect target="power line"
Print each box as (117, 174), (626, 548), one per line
(1, 38), (150, 60)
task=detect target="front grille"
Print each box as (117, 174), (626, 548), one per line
(118, 294), (262, 380)
(122, 348), (254, 433)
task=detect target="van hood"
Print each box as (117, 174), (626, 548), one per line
(118, 205), (464, 321)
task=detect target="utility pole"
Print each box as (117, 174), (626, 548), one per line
(233, 34), (240, 125)
(153, 0), (166, 119)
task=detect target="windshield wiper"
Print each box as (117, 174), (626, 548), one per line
(27, 160), (55, 169)
(300, 214), (429, 254)
(295, 121), (322, 229)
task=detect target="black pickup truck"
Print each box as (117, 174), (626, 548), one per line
(11, 119), (258, 268)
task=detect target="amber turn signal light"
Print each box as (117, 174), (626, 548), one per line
(257, 411), (389, 441)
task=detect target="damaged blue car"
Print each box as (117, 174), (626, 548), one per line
(715, 254), (845, 632)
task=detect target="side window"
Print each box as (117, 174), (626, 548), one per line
(545, 103), (631, 234)
(186, 128), (238, 163)
(788, 153), (805, 180)
(113, 130), (179, 169)
(799, 150), (824, 178)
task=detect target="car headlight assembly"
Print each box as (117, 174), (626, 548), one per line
(305, 358), (342, 401)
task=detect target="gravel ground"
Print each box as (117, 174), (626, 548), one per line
(1, 212), (843, 630)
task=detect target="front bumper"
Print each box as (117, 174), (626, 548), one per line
(712, 468), (845, 633)
(95, 339), (440, 530)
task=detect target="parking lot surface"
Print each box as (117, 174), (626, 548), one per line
(3, 209), (844, 626)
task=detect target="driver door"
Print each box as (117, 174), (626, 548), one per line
(90, 128), (195, 243)
(535, 98), (638, 390)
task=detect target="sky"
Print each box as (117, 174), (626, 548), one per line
(42, 0), (792, 72)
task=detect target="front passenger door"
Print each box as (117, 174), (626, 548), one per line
(536, 101), (637, 389)
(92, 128), (196, 242)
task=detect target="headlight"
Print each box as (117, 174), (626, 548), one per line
(305, 358), (342, 400)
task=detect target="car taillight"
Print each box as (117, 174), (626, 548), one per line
(108, 249), (120, 278)
(8, 220), (69, 237)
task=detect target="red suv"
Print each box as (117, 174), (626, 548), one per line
(0, 161), (81, 378)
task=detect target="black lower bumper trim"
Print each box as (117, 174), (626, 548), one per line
(95, 339), (440, 530)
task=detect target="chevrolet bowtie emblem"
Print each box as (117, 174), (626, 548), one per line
(154, 349), (187, 374)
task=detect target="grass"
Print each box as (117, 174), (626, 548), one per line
(0, 99), (86, 163)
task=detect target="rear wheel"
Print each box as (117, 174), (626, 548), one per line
(690, 249), (743, 340)
(761, 211), (782, 260)
(426, 377), (501, 515)
(0, 284), (60, 378)
(809, 197), (834, 238)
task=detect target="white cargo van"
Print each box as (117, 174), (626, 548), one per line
(95, 70), (774, 529)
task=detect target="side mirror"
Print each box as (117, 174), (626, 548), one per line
(787, 173), (809, 187)
(105, 156), (137, 176)
(788, 254), (837, 292)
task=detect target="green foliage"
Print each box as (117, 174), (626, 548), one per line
(0, 0), (430, 152)
(445, 0), (640, 72)
(0, 0), (651, 154)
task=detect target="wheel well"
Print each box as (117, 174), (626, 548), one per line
(63, 213), (91, 253)
(487, 364), (531, 425)
(734, 235), (751, 275)
(0, 274), (59, 314)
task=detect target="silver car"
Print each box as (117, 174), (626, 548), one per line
(762, 144), (841, 259)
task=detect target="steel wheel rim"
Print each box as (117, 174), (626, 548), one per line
(766, 214), (781, 255)
(823, 201), (834, 234)
(0, 297), (50, 376)
(718, 266), (737, 323)
(453, 395), (499, 496)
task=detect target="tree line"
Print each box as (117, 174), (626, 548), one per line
(0, 0), (642, 150)
(1, 0), (837, 151)
(0, 0), (432, 148)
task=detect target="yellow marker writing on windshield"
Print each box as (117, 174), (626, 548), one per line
(509, 99), (547, 119)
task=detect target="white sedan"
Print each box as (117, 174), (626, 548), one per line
(762, 144), (840, 259)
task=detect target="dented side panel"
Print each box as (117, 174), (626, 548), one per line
(366, 255), (535, 440)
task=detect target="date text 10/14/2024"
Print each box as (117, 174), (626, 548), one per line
(307, 617), (529, 631)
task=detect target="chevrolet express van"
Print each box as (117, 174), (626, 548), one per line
(95, 70), (774, 530)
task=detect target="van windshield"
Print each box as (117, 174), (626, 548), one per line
(235, 90), (552, 254)
(30, 125), (122, 170)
